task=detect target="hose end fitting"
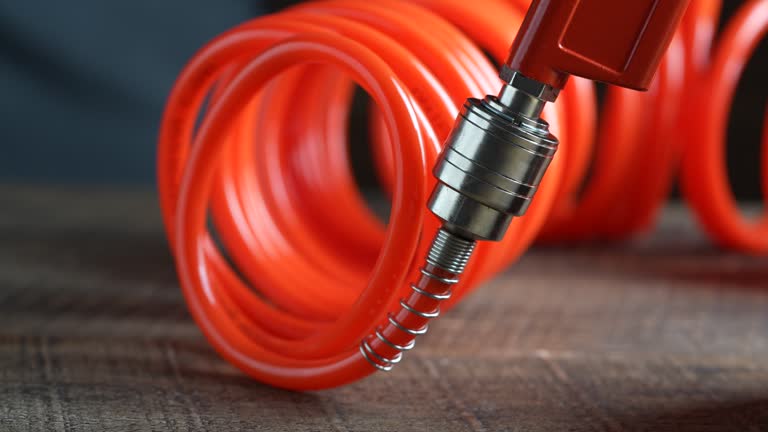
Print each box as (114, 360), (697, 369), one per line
(428, 72), (559, 241)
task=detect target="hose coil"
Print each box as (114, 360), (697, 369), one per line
(158, 0), (768, 390)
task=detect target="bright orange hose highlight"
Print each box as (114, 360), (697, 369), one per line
(158, 0), (768, 390)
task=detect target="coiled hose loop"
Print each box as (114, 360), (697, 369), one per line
(158, 0), (768, 390)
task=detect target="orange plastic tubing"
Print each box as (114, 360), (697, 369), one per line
(158, 0), (768, 390)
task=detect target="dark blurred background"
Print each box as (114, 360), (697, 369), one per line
(0, 0), (765, 198)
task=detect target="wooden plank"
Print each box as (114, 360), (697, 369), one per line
(1, 186), (767, 431)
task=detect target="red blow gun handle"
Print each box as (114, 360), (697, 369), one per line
(506, 0), (691, 91)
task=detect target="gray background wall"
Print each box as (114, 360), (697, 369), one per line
(0, 1), (765, 198)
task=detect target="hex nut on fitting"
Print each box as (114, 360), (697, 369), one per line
(500, 66), (560, 102)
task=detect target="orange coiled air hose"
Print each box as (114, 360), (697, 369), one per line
(157, 0), (768, 390)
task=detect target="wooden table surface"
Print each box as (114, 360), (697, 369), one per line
(2, 186), (768, 431)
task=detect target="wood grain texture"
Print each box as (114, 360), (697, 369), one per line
(1, 186), (768, 431)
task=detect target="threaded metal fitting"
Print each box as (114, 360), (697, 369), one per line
(426, 228), (476, 274)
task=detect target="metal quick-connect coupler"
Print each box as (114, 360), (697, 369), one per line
(428, 72), (560, 241)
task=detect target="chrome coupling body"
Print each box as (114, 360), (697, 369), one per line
(428, 71), (560, 241)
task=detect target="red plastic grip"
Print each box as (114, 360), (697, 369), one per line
(506, 0), (691, 90)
